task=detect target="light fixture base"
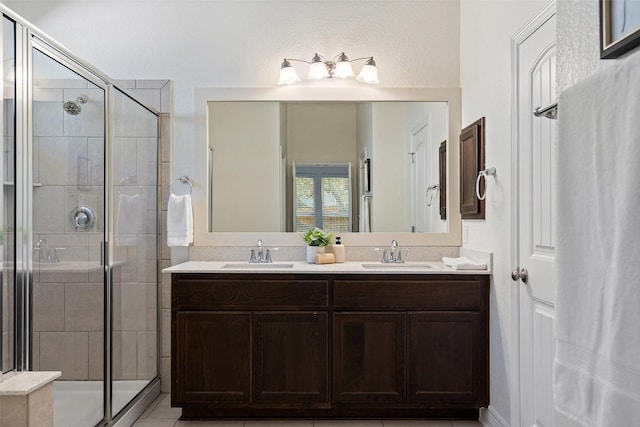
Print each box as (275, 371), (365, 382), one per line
(324, 61), (336, 77)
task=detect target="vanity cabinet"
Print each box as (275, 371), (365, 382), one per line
(172, 273), (330, 414)
(332, 277), (488, 410)
(172, 272), (489, 419)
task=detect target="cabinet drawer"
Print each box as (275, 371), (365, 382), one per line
(172, 274), (329, 309)
(333, 278), (486, 310)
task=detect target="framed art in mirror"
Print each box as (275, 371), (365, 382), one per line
(600, 0), (640, 58)
(459, 117), (485, 220)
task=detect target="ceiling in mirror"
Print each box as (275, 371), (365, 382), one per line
(207, 101), (448, 234)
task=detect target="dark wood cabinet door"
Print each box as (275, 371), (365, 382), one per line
(253, 312), (328, 404)
(333, 312), (406, 403)
(459, 117), (485, 219)
(174, 312), (250, 404)
(408, 312), (486, 405)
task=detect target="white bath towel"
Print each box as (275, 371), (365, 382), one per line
(554, 50), (640, 427)
(442, 256), (486, 270)
(167, 193), (193, 247)
(115, 193), (141, 246)
(359, 194), (371, 233)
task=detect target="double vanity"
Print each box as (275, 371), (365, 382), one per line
(166, 260), (490, 420)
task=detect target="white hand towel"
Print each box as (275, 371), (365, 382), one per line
(554, 50), (640, 427)
(167, 193), (193, 247)
(115, 193), (141, 246)
(442, 256), (486, 270)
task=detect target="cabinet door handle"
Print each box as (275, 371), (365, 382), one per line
(511, 267), (528, 283)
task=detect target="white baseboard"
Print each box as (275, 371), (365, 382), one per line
(480, 406), (510, 427)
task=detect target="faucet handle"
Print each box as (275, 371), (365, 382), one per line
(264, 249), (272, 263)
(395, 248), (410, 263)
(53, 247), (66, 263)
(249, 249), (257, 263)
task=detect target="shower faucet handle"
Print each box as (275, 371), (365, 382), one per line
(53, 247), (66, 263)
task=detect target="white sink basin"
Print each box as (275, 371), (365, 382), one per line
(221, 263), (294, 269)
(361, 263), (433, 269)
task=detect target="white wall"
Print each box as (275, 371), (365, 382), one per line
(371, 103), (410, 231)
(3, 0), (461, 193)
(286, 103), (357, 165)
(459, 0), (547, 425)
(407, 102), (448, 233)
(209, 102), (281, 231)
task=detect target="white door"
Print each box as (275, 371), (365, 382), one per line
(410, 120), (430, 232)
(513, 5), (557, 427)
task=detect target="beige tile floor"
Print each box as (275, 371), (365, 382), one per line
(133, 394), (482, 427)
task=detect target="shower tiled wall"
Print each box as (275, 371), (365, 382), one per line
(31, 79), (171, 383)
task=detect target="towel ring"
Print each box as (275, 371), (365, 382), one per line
(476, 167), (496, 201)
(176, 176), (193, 195)
(426, 184), (440, 206)
(116, 176), (141, 196)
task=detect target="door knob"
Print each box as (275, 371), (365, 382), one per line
(511, 267), (529, 283)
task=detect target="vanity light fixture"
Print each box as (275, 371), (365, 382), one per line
(278, 52), (379, 85)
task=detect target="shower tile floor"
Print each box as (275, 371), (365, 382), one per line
(55, 380), (149, 427)
(133, 394), (482, 427)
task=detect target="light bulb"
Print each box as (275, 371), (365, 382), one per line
(356, 57), (379, 84)
(333, 52), (354, 78)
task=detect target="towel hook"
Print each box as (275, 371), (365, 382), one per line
(476, 167), (496, 201)
(176, 176), (193, 195)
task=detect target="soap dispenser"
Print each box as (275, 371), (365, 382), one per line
(333, 236), (345, 263)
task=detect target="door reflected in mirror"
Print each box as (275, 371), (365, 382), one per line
(208, 101), (448, 234)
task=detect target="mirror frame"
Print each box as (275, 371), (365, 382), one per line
(193, 87), (461, 247)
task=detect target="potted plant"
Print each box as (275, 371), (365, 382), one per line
(303, 227), (334, 263)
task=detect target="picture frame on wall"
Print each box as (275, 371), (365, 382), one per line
(600, 0), (640, 58)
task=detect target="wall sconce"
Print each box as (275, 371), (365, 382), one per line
(278, 52), (379, 85)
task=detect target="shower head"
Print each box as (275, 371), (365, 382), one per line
(63, 95), (87, 115)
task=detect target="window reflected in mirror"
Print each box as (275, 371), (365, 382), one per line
(294, 164), (351, 233)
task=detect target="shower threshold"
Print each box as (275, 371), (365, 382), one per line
(54, 380), (149, 427)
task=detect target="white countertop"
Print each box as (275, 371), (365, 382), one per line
(163, 260), (491, 275)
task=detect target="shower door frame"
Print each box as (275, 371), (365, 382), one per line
(3, 5), (162, 425)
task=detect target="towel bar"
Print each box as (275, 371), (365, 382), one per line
(534, 101), (558, 119)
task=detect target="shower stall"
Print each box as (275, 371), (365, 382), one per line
(1, 7), (161, 427)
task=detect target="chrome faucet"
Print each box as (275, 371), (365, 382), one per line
(36, 239), (51, 262)
(35, 239), (65, 263)
(381, 239), (406, 263)
(249, 239), (272, 263)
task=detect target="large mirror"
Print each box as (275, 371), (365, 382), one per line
(208, 101), (448, 234)
(193, 88), (461, 247)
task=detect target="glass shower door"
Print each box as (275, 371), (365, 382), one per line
(1, 15), (15, 375)
(31, 46), (106, 427)
(110, 87), (158, 417)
